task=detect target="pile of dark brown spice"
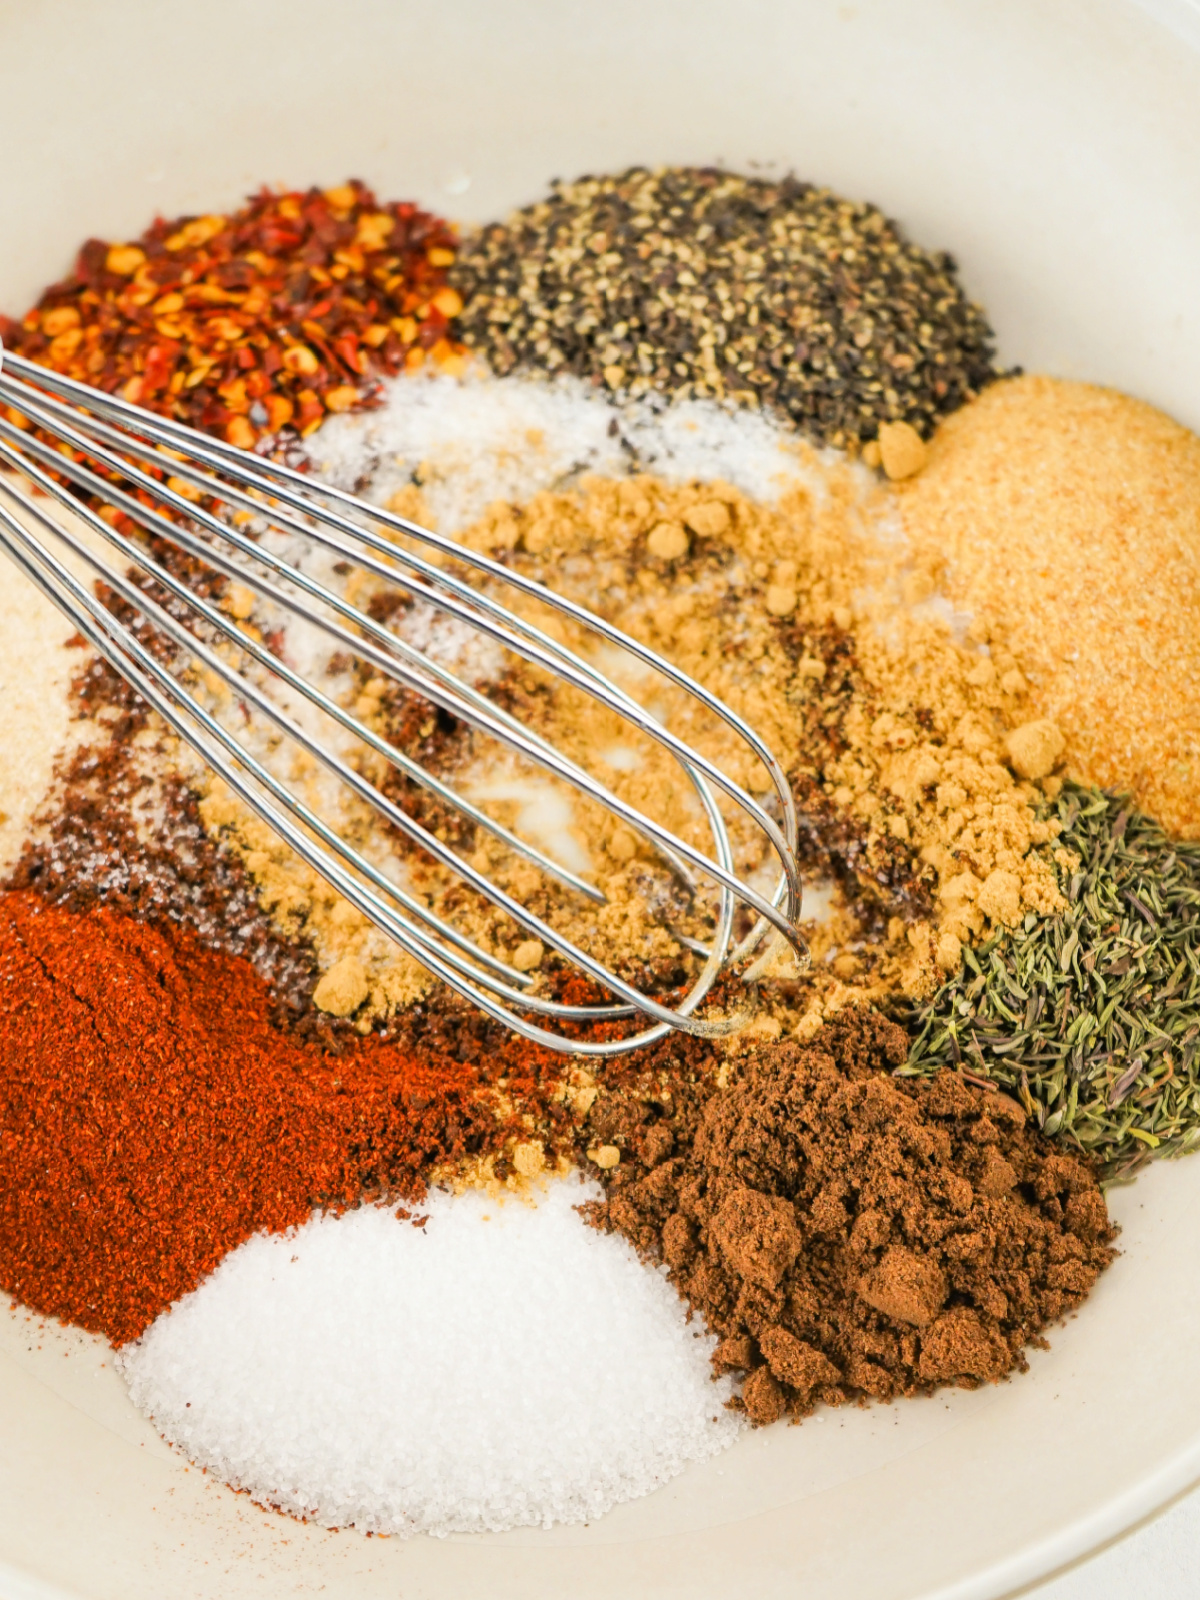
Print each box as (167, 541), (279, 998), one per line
(583, 1010), (1115, 1422)
(451, 166), (998, 447)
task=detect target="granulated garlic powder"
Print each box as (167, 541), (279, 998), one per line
(897, 375), (1200, 838)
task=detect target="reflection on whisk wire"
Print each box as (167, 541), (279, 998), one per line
(0, 343), (806, 1056)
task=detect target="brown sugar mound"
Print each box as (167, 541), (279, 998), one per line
(583, 1010), (1116, 1423)
(897, 375), (1200, 837)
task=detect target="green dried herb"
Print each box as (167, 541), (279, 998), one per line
(903, 783), (1200, 1180)
(450, 166), (998, 449)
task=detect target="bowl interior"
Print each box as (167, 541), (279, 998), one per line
(1, 3), (1199, 1597)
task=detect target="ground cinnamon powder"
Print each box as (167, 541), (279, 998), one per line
(583, 1010), (1115, 1422)
(0, 890), (574, 1345)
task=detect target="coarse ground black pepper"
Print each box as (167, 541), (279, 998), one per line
(451, 166), (999, 448)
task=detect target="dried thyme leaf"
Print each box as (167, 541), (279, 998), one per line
(902, 783), (1200, 1180)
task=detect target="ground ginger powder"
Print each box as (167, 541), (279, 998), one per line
(454, 469), (1064, 1004)
(195, 457), (1067, 1027)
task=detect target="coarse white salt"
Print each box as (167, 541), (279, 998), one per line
(118, 1174), (741, 1536)
(311, 369), (830, 536)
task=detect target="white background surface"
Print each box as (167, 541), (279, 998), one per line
(1030, 1487), (1200, 1597)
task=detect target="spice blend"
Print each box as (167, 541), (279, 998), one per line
(0, 162), (1185, 1510)
(584, 1008), (1116, 1422)
(451, 166), (998, 447)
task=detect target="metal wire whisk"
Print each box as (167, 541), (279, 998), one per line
(0, 342), (806, 1055)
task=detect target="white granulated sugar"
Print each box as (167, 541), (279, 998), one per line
(621, 395), (820, 504)
(119, 1175), (741, 1536)
(313, 369), (623, 526)
(311, 370), (822, 536)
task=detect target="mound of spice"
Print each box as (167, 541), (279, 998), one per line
(907, 783), (1200, 1179)
(895, 375), (1200, 837)
(0, 889), (578, 1346)
(450, 166), (998, 447)
(443, 465), (1064, 1002)
(583, 1009), (1115, 1422)
(0, 180), (464, 448)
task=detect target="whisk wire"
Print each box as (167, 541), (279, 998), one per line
(0, 468), (738, 1026)
(0, 375), (780, 932)
(0, 344), (808, 1054)
(3, 352), (803, 944)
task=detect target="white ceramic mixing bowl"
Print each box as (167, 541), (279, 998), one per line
(0, 2), (1198, 1596)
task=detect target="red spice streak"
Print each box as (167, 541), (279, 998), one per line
(0, 890), (540, 1346)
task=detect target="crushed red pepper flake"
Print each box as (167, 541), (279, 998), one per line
(0, 180), (466, 448)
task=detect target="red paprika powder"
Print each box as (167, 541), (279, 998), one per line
(0, 890), (568, 1345)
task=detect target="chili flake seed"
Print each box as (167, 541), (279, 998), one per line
(0, 182), (465, 448)
(449, 166), (999, 449)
